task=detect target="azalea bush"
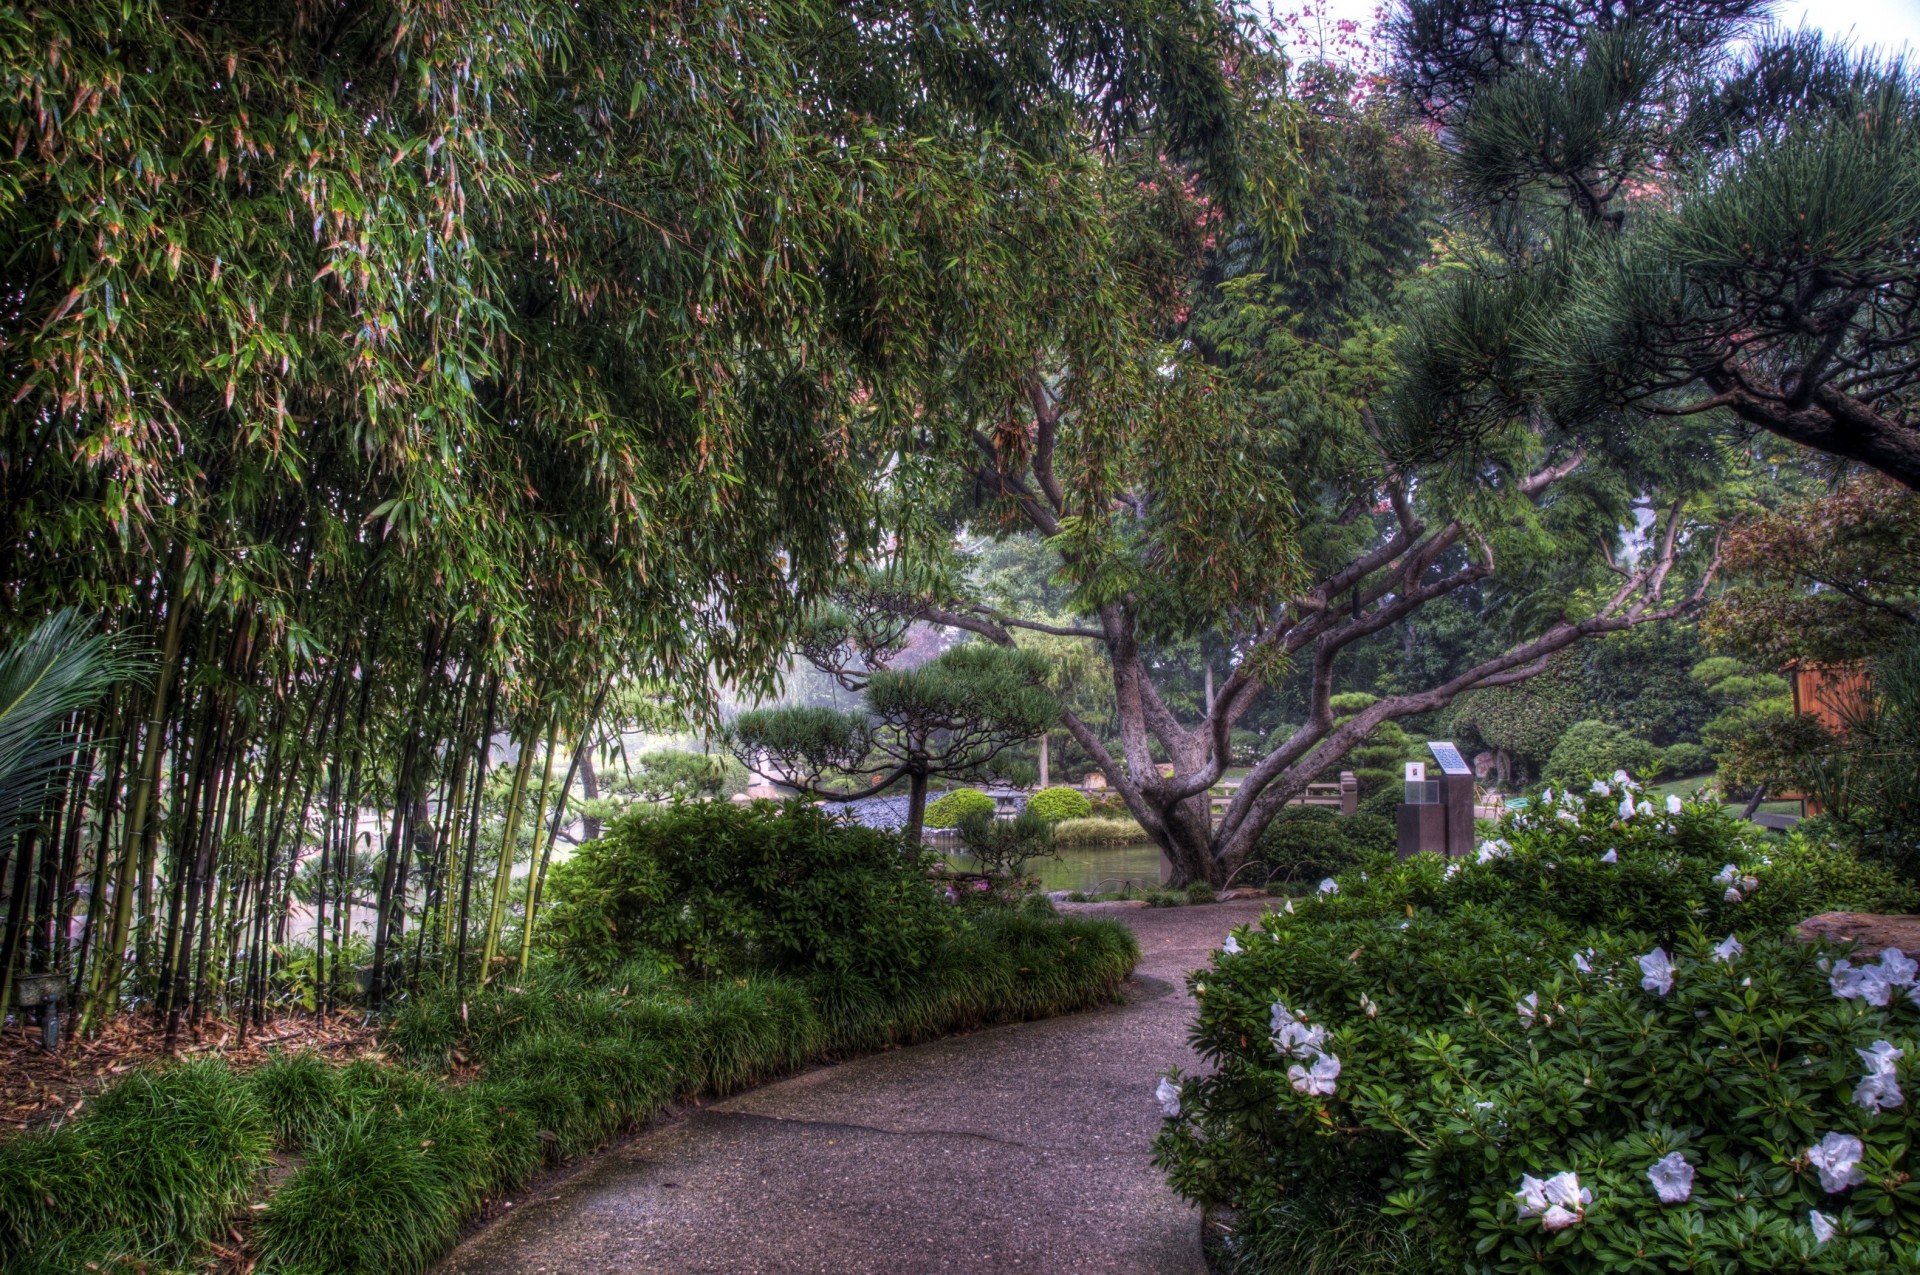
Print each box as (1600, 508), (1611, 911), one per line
(1156, 782), (1920, 1273)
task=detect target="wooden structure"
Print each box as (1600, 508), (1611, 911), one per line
(1790, 660), (1871, 733)
(1784, 660), (1872, 817)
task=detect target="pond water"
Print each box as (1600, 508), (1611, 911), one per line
(938, 841), (1169, 894)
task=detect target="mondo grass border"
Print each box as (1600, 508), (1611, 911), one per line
(0, 910), (1139, 1275)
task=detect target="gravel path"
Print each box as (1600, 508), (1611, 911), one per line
(437, 899), (1269, 1275)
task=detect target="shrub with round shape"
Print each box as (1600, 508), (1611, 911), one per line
(1026, 786), (1094, 822)
(925, 787), (996, 829)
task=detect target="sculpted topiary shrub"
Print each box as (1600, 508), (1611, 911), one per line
(1156, 783), (1920, 1273)
(1027, 786), (1094, 822)
(925, 787), (996, 829)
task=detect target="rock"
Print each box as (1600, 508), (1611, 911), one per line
(1797, 912), (1920, 957)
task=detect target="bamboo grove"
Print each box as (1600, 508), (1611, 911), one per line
(0, 0), (1285, 1043)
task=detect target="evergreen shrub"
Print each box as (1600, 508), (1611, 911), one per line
(925, 787), (996, 828)
(1543, 719), (1660, 784)
(1660, 741), (1716, 778)
(538, 798), (952, 990)
(1027, 785), (1094, 822)
(1254, 807), (1396, 884)
(1157, 783), (1920, 1273)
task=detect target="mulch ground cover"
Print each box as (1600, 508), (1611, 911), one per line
(1, 1012), (378, 1137)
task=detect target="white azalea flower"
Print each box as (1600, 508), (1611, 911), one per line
(1724, 887), (1743, 903)
(1881, 948), (1918, 987)
(1515, 1171), (1590, 1226)
(1288, 1051), (1341, 1096)
(1600, 848), (1618, 864)
(1476, 839), (1509, 865)
(1637, 799), (1655, 817)
(1856, 1069), (1903, 1113)
(1808, 1131), (1866, 1193)
(1222, 934), (1241, 955)
(1855, 1041), (1905, 1113)
(1619, 794), (1635, 820)
(1318, 878), (1339, 895)
(1666, 794), (1683, 815)
(1590, 778), (1611, 796)
(1713, 935), (1744, 962)
(1283, 897), (1295, 914)
(1612, 769), (1631, 786)
(1638, 946), (1674, 996)
(1273, 1019), (1328, 1059)
(1832, 959), (1896, 1006)
(1712, 864), (1740, 886)
(1156, 1077), (1181, 1117)
(1444, 861), (1461, 878)
(1810, 1209), (1836, 1245)
(1359, 992), (1379, 1019)
(1573, 950), (1592, 973)
(1516, 991), (1540, 1027)
(1269, 1001), (1296, 1034)
(1648, 1151), (1694, 1204)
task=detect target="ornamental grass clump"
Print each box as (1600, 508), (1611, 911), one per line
(1156, 787), (1920, 1273)
(0, 1059), (271, 1275)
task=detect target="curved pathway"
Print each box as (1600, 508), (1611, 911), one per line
(438, 898), (1269, 1275)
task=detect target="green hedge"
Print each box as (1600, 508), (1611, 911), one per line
(538, 798), (952, 990)
(1053, 815), (1151, 845)
(1, 912), (1140, 1275)
(1157, 783), (1920, 1274)
(1253, 807), (1395, 885)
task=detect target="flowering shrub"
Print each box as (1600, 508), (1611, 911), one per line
(1155, 784), (1920, 1273)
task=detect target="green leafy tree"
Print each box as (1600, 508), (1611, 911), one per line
(1027, 787), (1095, 822)
(865, 50), (1725, 886)
(727, 645), (1058, 842)
(1704, 476), (1920, 665)
(1449, 650), (1586, 785)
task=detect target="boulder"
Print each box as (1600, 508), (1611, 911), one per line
(1797, 911), (1920, 957)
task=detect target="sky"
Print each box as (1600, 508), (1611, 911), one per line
(1279, 0), (1920, 61)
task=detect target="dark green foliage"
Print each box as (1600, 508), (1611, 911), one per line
(539, 799), (953, 990)
(1027, 786), (1094, 822)
(1255, 808), (1396, 885)
(1542, 719), (1659, 784)
(1660, 741), (1715, 777)
(251, 1051), (346, 1151)
(957, 806), (1057, 879)
(0, 1060), (270, 1274)
(1157, 783), (1920, 1273)
(1450, 651), (1587, 780)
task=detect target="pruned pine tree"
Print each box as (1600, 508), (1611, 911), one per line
(727, 644), (1058, 843)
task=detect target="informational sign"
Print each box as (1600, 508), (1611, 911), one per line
(1404, 761), (1426, 783)
(1426, 741), (1471, 776)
